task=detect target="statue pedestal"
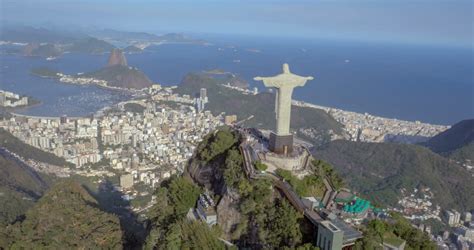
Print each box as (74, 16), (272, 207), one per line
(269, 132), (293, 155)
(258, 144), (310, 175)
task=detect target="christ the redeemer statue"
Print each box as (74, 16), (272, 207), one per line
(254, 63), (313, 154)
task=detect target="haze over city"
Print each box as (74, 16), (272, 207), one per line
(2, 0), (473, 47)
(0, 1), (473, 249)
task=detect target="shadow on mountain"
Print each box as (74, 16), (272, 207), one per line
(84, 180), (146, 249)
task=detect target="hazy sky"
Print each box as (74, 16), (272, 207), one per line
(1, 0), (472, 47)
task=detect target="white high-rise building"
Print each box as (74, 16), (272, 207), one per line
(463, 212), (472, 223)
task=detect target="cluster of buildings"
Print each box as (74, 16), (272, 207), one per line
(393, 187), (441, 221)
(104, 96), (221, 171)
(436, 210), (474, 249)
(393, 189), (474, 249)
(0, 115), (103, 167)
(221, 82), (259, 95)
(389, 188), (474, 249)
(149, 85), (194, 105)
(0, 147), (71, 178)
(292, 100), (448, 143)
(0, 86), (223, 205)
(0, 90), (29, 107)
(57, 72), (109, 87)
(445, 210), (463, 226)
(120, 170), (172, 191)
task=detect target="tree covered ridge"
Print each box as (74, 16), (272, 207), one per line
(313, 140), (474, 211)
(422, 119), (474, 154)
(0, 154), (54, 226)
(0, 180), (123, 249)
(422, 119), (474, 163)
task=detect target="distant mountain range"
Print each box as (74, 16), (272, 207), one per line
(0, 26), (207, 58)
(87, 28), (208, 45)
(0, 26), (82, 43)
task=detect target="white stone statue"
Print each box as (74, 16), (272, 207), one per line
(254, 63), (313, 136)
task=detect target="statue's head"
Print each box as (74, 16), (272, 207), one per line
(282, 63), (291, 74)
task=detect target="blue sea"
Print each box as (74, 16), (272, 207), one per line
(0, 36), (472, 125)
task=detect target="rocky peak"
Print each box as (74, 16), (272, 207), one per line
(22, 43), (40, 56)
(107, 48), (127, 67)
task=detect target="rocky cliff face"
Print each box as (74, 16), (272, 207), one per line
(186, 159), (227, 195)
(107, 48), (128, 67)
(186, 157), (243, 240)
(217, 189), (242, 240)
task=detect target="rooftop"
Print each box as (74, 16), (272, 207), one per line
(326, 213), (363, 244)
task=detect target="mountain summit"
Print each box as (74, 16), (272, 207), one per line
(84, 48), (152, 89)
(107, 48), (128, 67)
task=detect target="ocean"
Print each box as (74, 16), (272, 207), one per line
(0, 36), (472, 125)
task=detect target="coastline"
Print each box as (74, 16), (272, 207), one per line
(24, 68), (451, 141)
(3, 100), (43, 111)
(30, 70), (143, 93)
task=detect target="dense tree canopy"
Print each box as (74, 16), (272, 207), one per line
(144, 176), (225, 249)
(167, 176), (202, 217)
(276, 169), (326, 198)
(264, 199), (303, 248)
(0, 180), (123, 249)
(198, 129), (238, 162)
(356, 213), (436, 250)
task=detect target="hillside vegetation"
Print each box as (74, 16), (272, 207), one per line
(176, 72), (344, 146)
(0, 180), (123, 248)
(0, 154), (53, 225)
(144, 176), (225, 249)
(356, 213), (435, 249)
(422, 119), (474, 163)
(313, 140), (474, 211)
